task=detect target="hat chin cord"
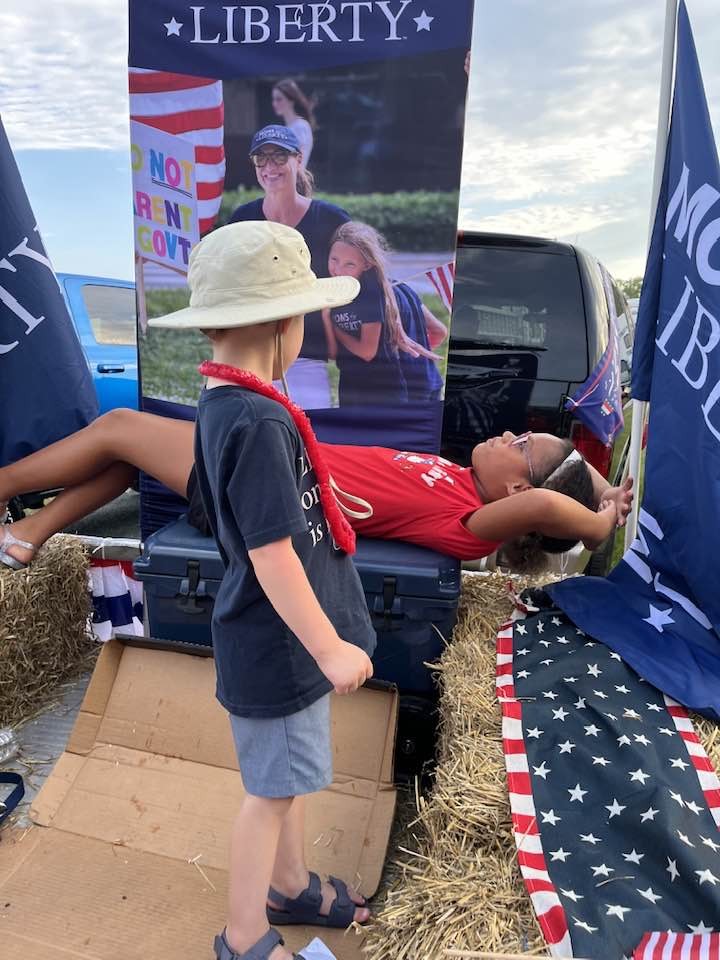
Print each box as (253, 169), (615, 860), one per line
(275, 325), (290, 398)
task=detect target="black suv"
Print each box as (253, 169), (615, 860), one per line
(440, 232), (634, 568)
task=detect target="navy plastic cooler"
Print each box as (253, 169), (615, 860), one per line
(134, 516), (461, 773)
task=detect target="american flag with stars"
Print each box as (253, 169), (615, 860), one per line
(497, 593), (720, 960)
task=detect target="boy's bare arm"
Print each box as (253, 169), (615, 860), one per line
(249, 536), (373, 694)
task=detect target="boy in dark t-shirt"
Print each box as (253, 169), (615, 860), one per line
(149, 221), (376, 960)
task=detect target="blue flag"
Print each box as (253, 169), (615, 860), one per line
(550, 1), (720, 720)
(0, 118), (98, 467)
(565, 265), (624, 444)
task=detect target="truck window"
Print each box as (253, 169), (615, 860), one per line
(451, 245), (589, 380)
(81, 285), (137, 345)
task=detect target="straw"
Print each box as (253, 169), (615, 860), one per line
(0, 534), (96, 728)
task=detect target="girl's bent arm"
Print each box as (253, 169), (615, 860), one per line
(422, 305), (448, 349)
(322, 308), (338, 360)
(333, 321), (381, 362)
(465, 488), (618, 551)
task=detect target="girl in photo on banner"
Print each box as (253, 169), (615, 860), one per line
(323, 221), (443, 407)
(229, 124), (348, 411)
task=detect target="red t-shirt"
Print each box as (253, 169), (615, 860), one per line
(319, 444), (501, 561)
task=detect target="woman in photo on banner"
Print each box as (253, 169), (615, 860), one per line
(323, 221), (447, 406)
(271, 78), (315, 167)
(229, 124), (347, 410)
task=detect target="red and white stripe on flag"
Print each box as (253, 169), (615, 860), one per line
(425, 261), (455, 312)
(634, 932), (720, 959)
(128, 68), (226, 236)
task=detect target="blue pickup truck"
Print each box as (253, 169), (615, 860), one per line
(58, 273), (139, 414)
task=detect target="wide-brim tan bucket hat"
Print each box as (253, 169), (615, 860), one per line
(148, 220), (359, 329)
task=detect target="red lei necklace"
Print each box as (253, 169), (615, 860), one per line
(198, 360), (356, 554)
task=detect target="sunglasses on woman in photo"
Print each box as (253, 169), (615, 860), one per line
(250, 150), (296, 168)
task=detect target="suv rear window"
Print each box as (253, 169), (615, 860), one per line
(81, 284), (137, 345)
(451, 245), (589, 380)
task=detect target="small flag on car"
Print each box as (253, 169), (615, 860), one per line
(425, 261), (455, 312)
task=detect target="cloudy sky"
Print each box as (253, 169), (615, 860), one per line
(1, 0), (719, 281)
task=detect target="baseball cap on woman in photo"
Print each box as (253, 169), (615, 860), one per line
(249, 124), (302, 156)
(148, 221), (360, 331)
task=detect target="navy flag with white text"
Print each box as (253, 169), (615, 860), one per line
(0, 117), (98, 467)
(550, 1), (720, 720)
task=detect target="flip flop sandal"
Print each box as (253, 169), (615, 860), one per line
(214, 926), (300, 960)
(0, 525), (36, 571)
(267, 873), (367, 928)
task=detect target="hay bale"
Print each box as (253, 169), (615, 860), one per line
(0, 534), (96, 727)
(364, 572), (720, 959)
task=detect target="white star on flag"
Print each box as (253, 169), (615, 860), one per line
(413, 10), (434, 30)
(563, 676), (578, 683)
(526, 727), (543, 739)
(580, 833), (601, 845)
(637, 886), (662, 904)
(688, 921), (715, 934)
(629, 768), (650, 784)
(539, 639), (552, 648)
(634, 734), (651, 746)
(592, 756), (611, 766)
(561, 888), (584, 902)
(592, 863), (614, 877)
(569, 783), (588, 802)
(587, 664), (602, 677)
(516, 624), (527, 635)
(606, 799), (626, 818)
(669, 790), (686, 808)
(573, 918), (598, 933)
(533, 762), (551, 779)
(615, 685), (630, 694)
(594, 690), (609, 700)
(677, 830), (696, 848)
(609, 652), (623, 660)
(644, 603), (675, 632)
(670, 757), (689, 770)
(701, 836), (720, 852)
(550, 848), (571, 862)
(558, 740), (576, 754)
(517, 647), (530, 656)
(686, 800), (703, 815)
(640, 807), (659, 822)
(551, 617), (562, 626)
(606, 904), (632, 921)
(541, 658), (555, 666)
(618, 735), (632, 747)
(516, 670), (531, 679)
(541, 809), (561, 825)
(623, 708), (642, 720)
(584, 724), (601, 737)
(164, 16), (183, 36)
(552, 707), (569, 721)
(575, 697), (587, 709)
(543, 690), (559, 700)
(623, 849), (644, 864)
(646, 702), (663, 711)
(696, 868), (719, 885)
(667, 858), (680, 881)
(659, 727), (676, 736)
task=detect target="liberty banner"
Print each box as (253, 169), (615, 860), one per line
(550, 1), (720, 720)
(129, 0), (474, 535)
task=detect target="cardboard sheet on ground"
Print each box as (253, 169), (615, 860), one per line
(0, 640), (398, 960)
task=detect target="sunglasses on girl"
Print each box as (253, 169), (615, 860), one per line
(510, 431), (535, 484)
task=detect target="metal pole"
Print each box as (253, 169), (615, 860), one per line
(624, 0), (678, 549)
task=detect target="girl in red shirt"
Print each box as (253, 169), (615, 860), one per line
(0, 409), (631, 572)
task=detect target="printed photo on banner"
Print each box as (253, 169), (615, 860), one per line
(129, 0), (474, 456)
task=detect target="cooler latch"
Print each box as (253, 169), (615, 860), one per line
(382, 576), (397, 628)
(177, 560), (207, 615)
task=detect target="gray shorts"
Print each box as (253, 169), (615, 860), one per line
(229, 694), (332, 798)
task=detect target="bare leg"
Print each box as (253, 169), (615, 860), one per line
(269, 796), (370, 922)
(0, 408), (195, 501)
(0, 409), (195, 564)
(225, 794), (293, 960)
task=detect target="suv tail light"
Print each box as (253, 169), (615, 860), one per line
(571, 421), (612, 478)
